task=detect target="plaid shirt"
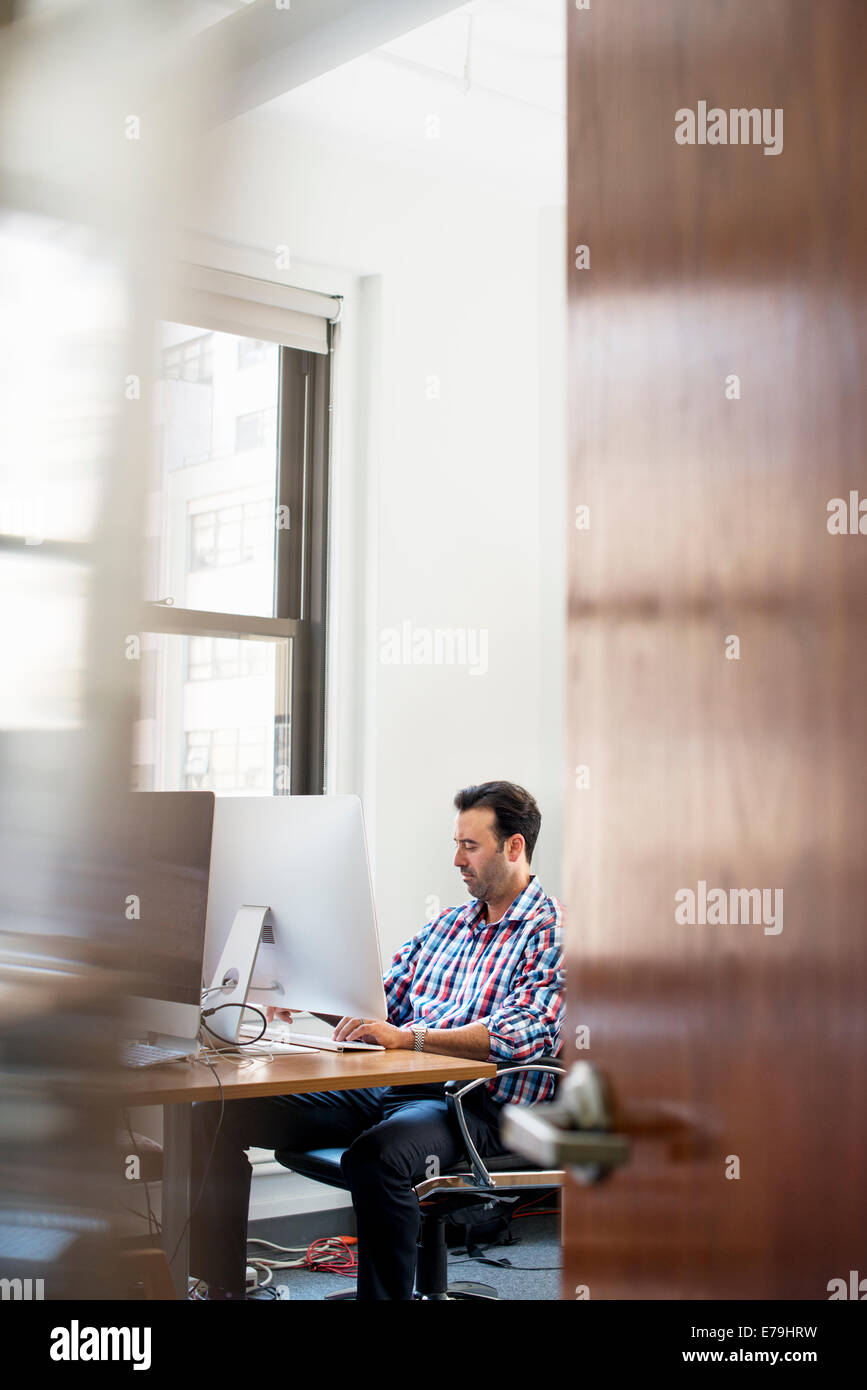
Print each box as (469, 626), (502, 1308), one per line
(383, 875), (564, 1106)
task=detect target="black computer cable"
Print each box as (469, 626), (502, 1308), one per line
(200, 1001), (268, 1045)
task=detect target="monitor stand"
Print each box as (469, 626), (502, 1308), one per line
(204, 904), (281, 1044)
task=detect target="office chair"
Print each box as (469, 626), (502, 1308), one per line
(274, 1055), (566, 1300)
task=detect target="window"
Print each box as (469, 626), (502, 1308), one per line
(161, 332), (214, 384)
(235, 408), (273, 453)
(187, 636), (271, 682)
(183, 727), (271, 793)
(150, 324), (279, 612)
(137, 318), (331, 797)
(134, 632), (290, 795)
(238, 338), (269, 369)
(188, 498), (272, 571)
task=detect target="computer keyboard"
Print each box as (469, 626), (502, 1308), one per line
(240, 1026), (384, 1052)
(284, 1030), (384, 1052)
(120, 1041), (197, 1069)
(238, 1037), (316, 1055)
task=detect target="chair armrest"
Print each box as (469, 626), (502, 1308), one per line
(443, 1055), (566, 1189)
(443, 1054), (565, 1096)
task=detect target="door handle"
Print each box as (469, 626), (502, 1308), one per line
(501, 1061), (630, 1185)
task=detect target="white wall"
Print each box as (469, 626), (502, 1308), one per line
(179, 110), (566, 963)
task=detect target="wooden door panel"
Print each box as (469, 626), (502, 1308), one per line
(566, 618), (865, 1298)
(564, 0), (867, 1300)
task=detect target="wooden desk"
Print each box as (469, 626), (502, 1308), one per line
(117, 1046), (494, 1105)
(115, 1048), (497, 1296)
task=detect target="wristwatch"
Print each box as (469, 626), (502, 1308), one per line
(412, 1023), (428, 1053)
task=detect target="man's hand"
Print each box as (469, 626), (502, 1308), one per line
(335, 1015), (410, 1049)
(264, 1006), (301, 1026)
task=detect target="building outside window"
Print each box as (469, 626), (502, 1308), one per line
(161, 331), (214, 385)
(187, 635), (271, 683)
(183, 726), (271, 793)
(238, 338), (269, 369)
(188, 497), (272, 572)
(133, 312), (330, 798)
(235, 407), (274, 453)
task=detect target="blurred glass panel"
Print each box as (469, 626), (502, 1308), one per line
(134, 632), (291, 794)
(0, 553), (88, 730)
(2, 0), (262, 1303)
(147, 322), (279, 616)
(0, 203), (136, 1298)
(0, 211), (124, 546)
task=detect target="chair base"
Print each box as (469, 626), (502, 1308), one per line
(431, 1281), (500, 1300)
(324, 1280), (500, 1302)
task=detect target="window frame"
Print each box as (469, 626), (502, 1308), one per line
(141, 336), (331, 796)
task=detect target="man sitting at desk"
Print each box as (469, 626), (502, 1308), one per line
(190, 779), (564, 1301)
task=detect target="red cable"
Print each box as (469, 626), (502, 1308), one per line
(305, 1236), (358, 1277)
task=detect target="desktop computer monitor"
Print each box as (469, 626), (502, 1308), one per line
(122, 790), (215, 1047)
(203, 795), (387, 1043)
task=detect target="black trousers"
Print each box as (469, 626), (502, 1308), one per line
(189, 1079), (511, 1301)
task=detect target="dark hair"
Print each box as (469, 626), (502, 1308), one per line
(453, 781), (541, 864)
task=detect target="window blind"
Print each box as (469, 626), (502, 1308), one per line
(159, 264), (340, 354)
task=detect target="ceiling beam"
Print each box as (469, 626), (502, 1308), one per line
(185, 0), (471, 127)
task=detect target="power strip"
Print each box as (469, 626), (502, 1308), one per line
(246, 1265), (259, 1293)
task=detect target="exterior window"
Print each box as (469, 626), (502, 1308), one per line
(238, 338), (269, 368)
(187, 636), (270, 682)
(235, 408), (272, 452)
(183, 727), (271, 794)
(161, 332), (214, 384)
(136, 321), (330, 796)
(188, 498), (271, 571)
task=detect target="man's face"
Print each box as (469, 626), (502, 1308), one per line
(453, 807), (512, 902)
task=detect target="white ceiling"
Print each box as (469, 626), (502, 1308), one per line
(246, 0), (565, 205)
(380, 1), (564, 117)
(18, 0), (565, 206)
